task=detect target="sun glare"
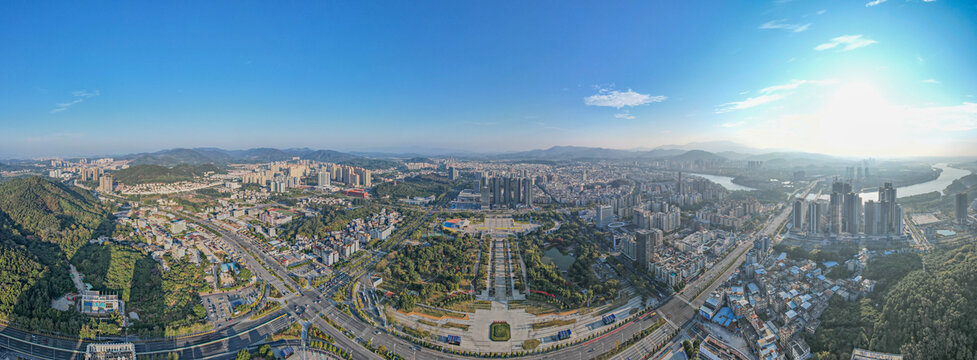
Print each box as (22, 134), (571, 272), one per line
(813, 81), (908, 156)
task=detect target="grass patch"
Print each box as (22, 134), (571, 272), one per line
(249, 301), (282, 320)
(443, 301), (476, 313)
(531, 318), (576, 330)
(474, 300), (492, 310)
(511, 299), (561, 315)
(598, 296), (630, 315)
(403, 325), (431, 339)
(418, 319), (439, 328)
(522, 339), (540, 350)
(268, 285), (283, 299)
(490, 322), (511, 342)
(415, 306), (467, 320)
(441, 322), (470, 331)
(272, 322), (302, 340)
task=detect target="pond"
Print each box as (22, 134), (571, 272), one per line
(542, 247), (576, 272)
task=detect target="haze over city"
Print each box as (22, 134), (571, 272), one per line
(2, 1), (976, 158)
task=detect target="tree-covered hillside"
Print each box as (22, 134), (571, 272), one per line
(809, 245), (977, 360)
(0, 176), (110, 259)
(112, 164), (224, 185)
(373, 174), (452, 199)
(0, 177), (110, 334)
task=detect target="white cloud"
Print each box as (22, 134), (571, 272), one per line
(817, 9), (827, 15)
(716, 79), (836, 113)
(716, 94), (787, 113)
(614, 113), (636, 120)
(815, 35), (878, 51)
(721, 121), (745, 128)
(922, 79), (941, 84)
(50, 89), (99, 114)
(760, 79), (837, 94)
(759, 20), (811, 32)
(865, 0), (887, 7)
(584, 89), (666, 108)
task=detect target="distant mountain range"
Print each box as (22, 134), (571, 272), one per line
(484, 146), (726, 162)
(107, 144), (857, 167)
(121, 147), (398, 169)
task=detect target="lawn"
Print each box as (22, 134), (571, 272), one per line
(531, 318), (576, 330)
(490, 322), (511, 342)
(441, 322), (470, 331)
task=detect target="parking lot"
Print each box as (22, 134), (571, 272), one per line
(202, 286), (262, 326)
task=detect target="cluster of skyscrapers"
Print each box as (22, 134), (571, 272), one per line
(845, 164), (871, 181)
(479, 175), (534, 209)
(98, 175), (114, 193)
(330, 164), (372, 187)
(792, 182), (903, 237)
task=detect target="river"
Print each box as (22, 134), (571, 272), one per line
(685, 172), (757, 191)
(858, 163), (971, 202)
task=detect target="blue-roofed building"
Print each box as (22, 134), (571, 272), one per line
(699, 291), (724, 320)
(446, 335), (461, 345)
(823, 261), (838, 268)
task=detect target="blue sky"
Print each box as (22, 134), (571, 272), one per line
(1, 0), (976, 158)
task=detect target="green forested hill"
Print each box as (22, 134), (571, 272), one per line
(112, 164), (224, 185)
(870, 244), (977, 359)
(810, 245), (977, 360)
(0, 177), (209, 338)
(0, 176), (109, 259)
(0, 177), (110, 333)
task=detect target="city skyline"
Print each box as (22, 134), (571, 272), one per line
(2, 1), (976, 158)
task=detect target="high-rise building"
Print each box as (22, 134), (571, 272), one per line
(480, 186), (491, 209)
(957, 192), (970, 225)
(522, 178), (534, 207)
(98, 176), (114, 193)
(807, 201), (819, 234)
(792, 199), (804, 232)
(878, 183), (897, 232)
(448, 167), (459, 180)
(843, 192), (861, 234)
(597, 205), (613, 228)
(829, 180), (853, 234)
(354, 168), (372, 187)
(864, 200), (881, 235)
(677, 171), (683, 194)
(635, 229), (662, 270)
(492, 177), (502, 206)
(510, 177), (521, 207)
(317, 171), (330, 188)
